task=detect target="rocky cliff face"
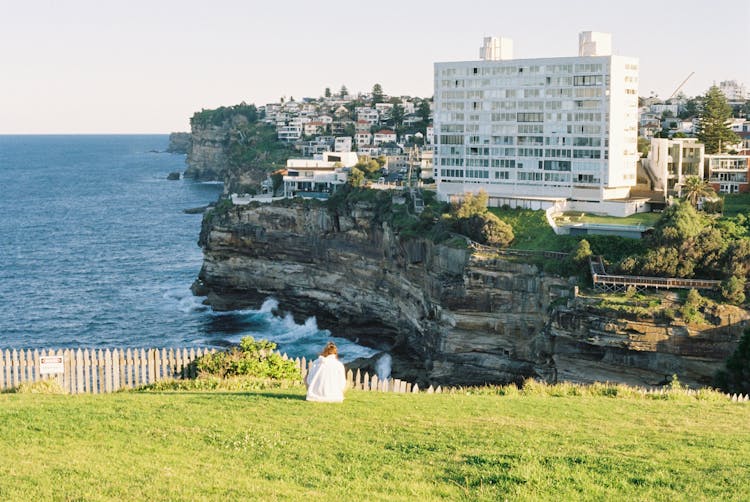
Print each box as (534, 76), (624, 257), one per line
(184, 123), (232, 181)
(195, 200), (746, 388)
(167, 132), (191, 154)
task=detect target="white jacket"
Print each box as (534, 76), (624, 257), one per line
(306, 354), (346, 403)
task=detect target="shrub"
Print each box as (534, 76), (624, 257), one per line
(10, 379), (65, 394)
(194, 337), (301, 381)
(721, 276), (746, 305)
(572, 239), (592, 264)
(136, 376), (305, 392)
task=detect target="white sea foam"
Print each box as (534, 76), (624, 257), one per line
(376, 353), (392, 381)
(163, 287), (209, 313)
(215, 297), (378, 363)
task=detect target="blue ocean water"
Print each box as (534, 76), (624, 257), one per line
(0, 135), (376, 362)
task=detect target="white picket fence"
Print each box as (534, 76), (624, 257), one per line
(0, 348), (437, 395)
(0, 348), (211, 394)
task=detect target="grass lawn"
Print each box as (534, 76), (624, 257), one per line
(556, 211), (661, 227)
(1, 389), (748, 500)
(488, 208), (562, 251)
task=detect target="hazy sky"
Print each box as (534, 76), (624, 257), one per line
(1, 0), (748, 134)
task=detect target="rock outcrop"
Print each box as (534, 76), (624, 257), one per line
(195, 200), (746, 388)
(183, 122), (234, 181)
(166, 132), (191, 154)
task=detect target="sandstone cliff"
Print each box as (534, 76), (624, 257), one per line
(194, 200), (746, 388)
(167, 132), (191, 154)
(183, 121), (235, 181)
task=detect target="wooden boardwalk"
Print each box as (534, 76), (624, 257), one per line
(589, 256), (721, 292)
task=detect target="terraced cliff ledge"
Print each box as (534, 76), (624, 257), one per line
(194, 200), (746, 387)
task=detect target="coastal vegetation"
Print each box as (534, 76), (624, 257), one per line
(0, 384), (747, 500)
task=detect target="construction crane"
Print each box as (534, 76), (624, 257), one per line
(668, 72), (695, 101)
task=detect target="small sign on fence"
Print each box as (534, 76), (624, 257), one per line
(40, 355), (65, 375)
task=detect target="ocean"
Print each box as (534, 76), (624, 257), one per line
(0, 135), (377, 362)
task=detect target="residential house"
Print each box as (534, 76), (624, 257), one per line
(334, 136), (352, 152)
(373, 129), (397, 145)
(356, 107), (379, 125)
(355, 132), (372, 147)
(283, 152), (358, 199)
(644, 138), (704, 197)
(355, 120), (371, 133)
(358, 145), (382, 157)
(304, 121), (326, 136)
(706, 154), (750, 194)
(420, 150), (435, 180)
(278, 124), (302, 142)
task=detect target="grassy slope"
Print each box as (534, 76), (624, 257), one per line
(1, 389), (748, 501)
(487, 208), (562, 251)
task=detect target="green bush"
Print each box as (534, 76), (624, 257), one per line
(136, 376), (305, 392)
(9, 379), (65, 394)
(194, 337), (301, 381)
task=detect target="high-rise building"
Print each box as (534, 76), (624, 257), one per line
(434, 32), (640, 213)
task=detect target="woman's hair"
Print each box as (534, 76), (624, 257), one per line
(321, 341), (338, 357)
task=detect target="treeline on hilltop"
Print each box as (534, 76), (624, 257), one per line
(190, 103), (259, 128)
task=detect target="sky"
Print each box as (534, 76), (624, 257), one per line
(1, 0), (748, 134)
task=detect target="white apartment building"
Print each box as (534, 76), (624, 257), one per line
(434, 32), (641, 214)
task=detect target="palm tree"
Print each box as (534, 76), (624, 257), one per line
(681, 176), (715, 208)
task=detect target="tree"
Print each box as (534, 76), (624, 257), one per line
(715, 327), (750, 394)
(339, 85), (348, 98)
(696, 86), (741, 154)
(681, 176), (715, 208)
(455, 191), (489, 219)
(348, 167), (364, 187)
(637, 137), (651, 158)
(391, 103), (405, 128)
(324, 87), (331, 98)
(417, 100), (431, 124)
(678, 98), (700, 119)
(371, 84), (384, 105)
(572, 239), (593, 264)
(478, 213), (514, 247)
(721, 275), (746, 305)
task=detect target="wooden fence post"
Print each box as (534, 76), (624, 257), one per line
(75, 349), (84, 394)
(97, 349), (105, 394)
(4, 350), (11, 389)
(112, 349), (121, 392)
(118, 349), (126, 391)
(33, 349), (41, 383)
(83, 349), (91, 393)
(11, 350), (19, 388)
(103, 349), (112, 393)
(139, 349), (147, 385)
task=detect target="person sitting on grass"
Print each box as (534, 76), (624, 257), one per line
(305, 341), (346, 403)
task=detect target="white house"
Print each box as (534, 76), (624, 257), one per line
(283, 152), (359, 199)
(643, 138), (704, 198)
(373, 129), (397, 145)
(278, 124), (302, 142)
(334, 136), (352, 152)
(355, 132), (372, 146)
